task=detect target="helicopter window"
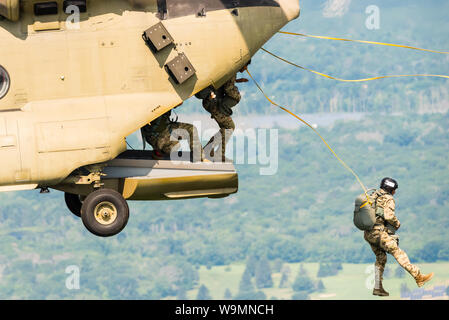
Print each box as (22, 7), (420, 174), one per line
(34, 2), (58, 16)
(0, 66), (10, 100)
(63, 0), (87, 13)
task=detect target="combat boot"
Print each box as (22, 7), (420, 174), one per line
(373, 265), (389, 297)
(373, 285), (389, 297)
(415, 272), (434, 287)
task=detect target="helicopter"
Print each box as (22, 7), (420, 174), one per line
(0, 0), (300, 236)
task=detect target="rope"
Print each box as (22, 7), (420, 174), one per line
(249, 31), (449, 202)
(261, 48), (449, 82)
(246, 68), (370, 199)
(126, 140), (135, 150)
(278, 31), (449, 55)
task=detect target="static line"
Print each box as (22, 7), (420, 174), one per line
(245, 68), (370, 198)
(261, 48), (449, 82)
(278, 31), (449, 55)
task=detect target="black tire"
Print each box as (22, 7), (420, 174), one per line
(81, 189), (129, 237)
(64, 192), (82, 218)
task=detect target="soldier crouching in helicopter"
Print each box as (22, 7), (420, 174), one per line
(196, 64), (249, 162)
(141, 108), (208, 162)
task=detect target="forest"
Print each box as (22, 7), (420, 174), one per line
(0, 0), (448, 299)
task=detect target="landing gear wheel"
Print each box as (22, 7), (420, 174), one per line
(81, 189), (129, 237)
(64, 192), (83, 218)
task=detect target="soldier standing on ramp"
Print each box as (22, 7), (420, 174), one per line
(198, 66), (249, 162)
(364, 177), (434, 296)
(141, 109), (207, 162)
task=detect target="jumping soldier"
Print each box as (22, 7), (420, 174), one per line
(198, 65), (249, 161)
(364, 177), (434, 296)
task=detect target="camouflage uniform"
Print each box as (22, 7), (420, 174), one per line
(202, 75), (241, 160)
(364, 189), (421, 286)
(141, 110), (204, 161)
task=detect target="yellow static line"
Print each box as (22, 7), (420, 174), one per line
(262, 48), (449, 82)
(279, 31), (449, 55)
(254, 31), (449, 201)
(246, 68), (370, 198)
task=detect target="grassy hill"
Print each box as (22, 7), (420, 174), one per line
(187, 262), (449, 300)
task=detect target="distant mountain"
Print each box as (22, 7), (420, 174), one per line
(183, 0), (449, 115)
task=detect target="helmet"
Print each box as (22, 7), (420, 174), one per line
(380, 177), (398, 194)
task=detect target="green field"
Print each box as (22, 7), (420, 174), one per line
(187, 262), (449, 300)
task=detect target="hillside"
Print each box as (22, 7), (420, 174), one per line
(188, 262), (449, 300)
(0, 0), (448, 300)
(1, 112), (448, 299)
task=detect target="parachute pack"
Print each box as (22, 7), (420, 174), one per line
(353, 189), (378, 231)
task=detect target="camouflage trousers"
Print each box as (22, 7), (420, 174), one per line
(203, 101), (235, 161)
(364, 228), (420, 281)
(144, 122), (204, 162)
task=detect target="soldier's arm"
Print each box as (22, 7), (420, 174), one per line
(384, 199), (401, 229)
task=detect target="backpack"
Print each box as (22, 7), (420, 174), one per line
(353, 189), (379, 231)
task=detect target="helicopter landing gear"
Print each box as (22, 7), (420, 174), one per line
(64, 192), (83, 218)
(80, 189), (129, 237)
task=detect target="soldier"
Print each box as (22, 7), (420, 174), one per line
(198, 66), (248, 161)
(364, 177), (434, 297)
(141, 109), (207, 162)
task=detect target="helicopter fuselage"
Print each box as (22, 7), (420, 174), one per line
(0, 0), (299, 192)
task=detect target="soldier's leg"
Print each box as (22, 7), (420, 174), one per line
(209, 113), (235, 161)
(170, 123), (204, 162)
(223, 79), (241, 103)
(371, 244), (387, 291)
(154, 128), (180, 158)
(221, 96), (239, 109)
(145, 134), (158, 151)
(203, 103), (219, 157)
(219, 116), (235, 161)
(364, 232), (387, 292)
(379, 232), (420, 279)
(158, 138), (180, 158)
